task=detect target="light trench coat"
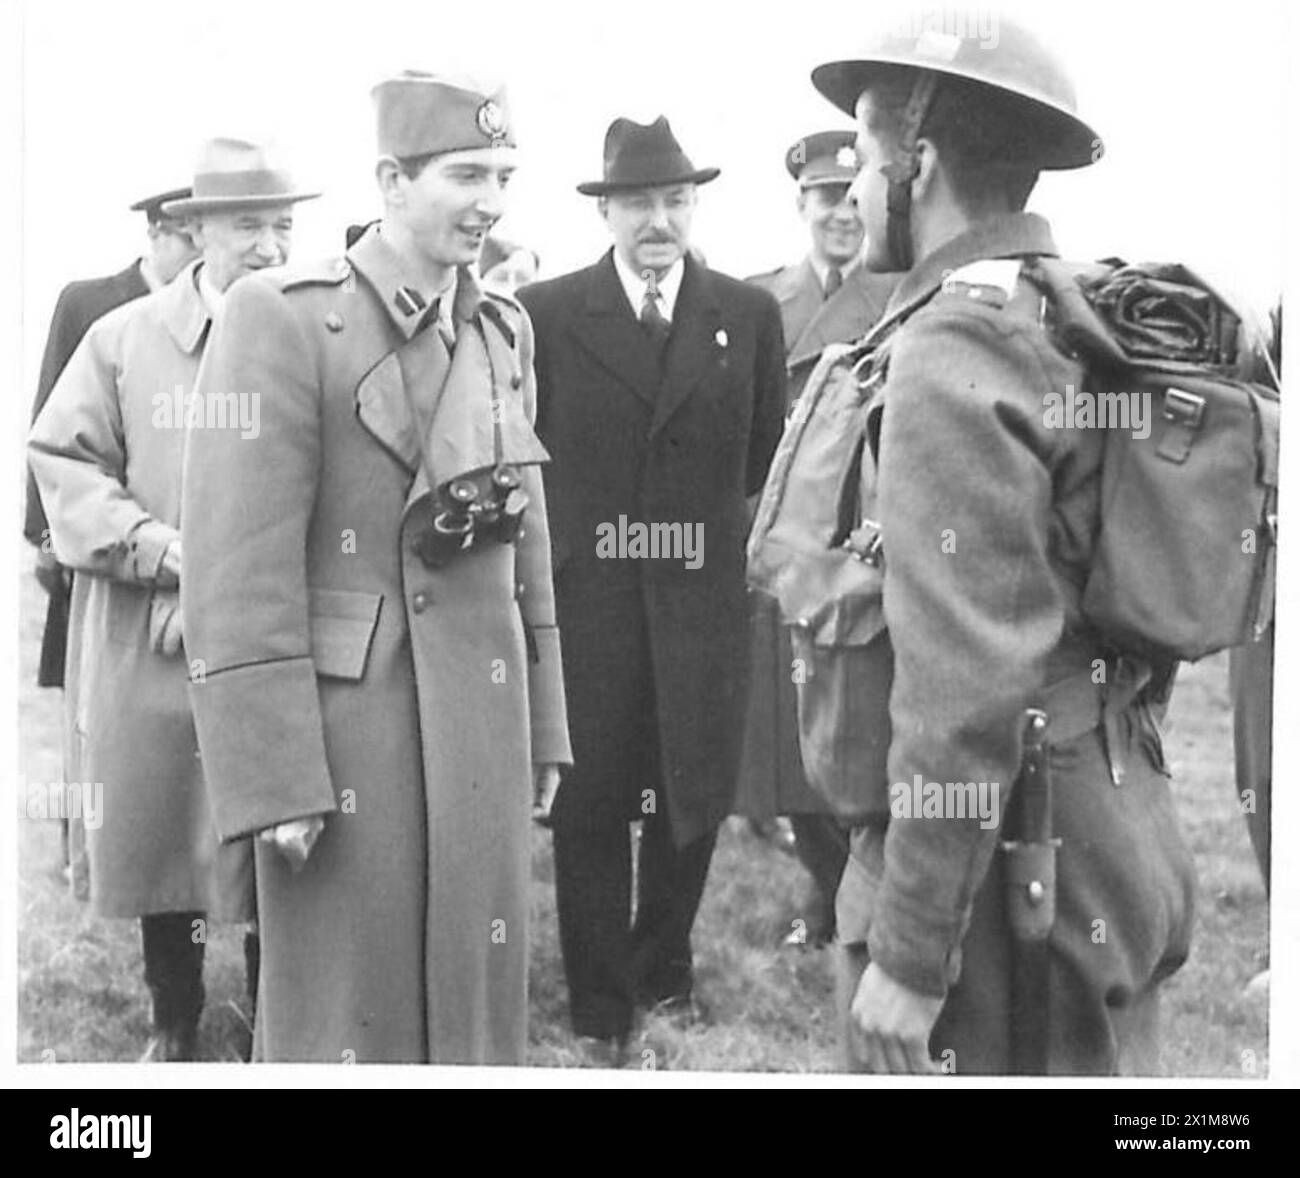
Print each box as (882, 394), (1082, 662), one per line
(28, 260), (254, 921)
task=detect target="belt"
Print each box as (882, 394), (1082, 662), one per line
(1039, 654), (1153, 786)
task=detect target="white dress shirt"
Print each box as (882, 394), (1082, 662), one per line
(613, 249), (685, 323)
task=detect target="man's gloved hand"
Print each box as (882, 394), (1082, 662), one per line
(258, 816), (326, 873)
(148, 590), (184, 656)
(532, 763), (562, 826)
(35, 548), (69, 596)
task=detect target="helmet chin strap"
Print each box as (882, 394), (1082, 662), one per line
(880, 72), (938, 272)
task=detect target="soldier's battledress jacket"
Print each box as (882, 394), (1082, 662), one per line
(834, 212), (1196, 1070)
(181, 225), (571, 1064)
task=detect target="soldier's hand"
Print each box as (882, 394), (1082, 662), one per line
(35, 548), (69, 596)
(849, 962), (944, 1074)
(157, 539), (182, 588)
(531, 763), (562, 826)
(259, 816), (325, 873)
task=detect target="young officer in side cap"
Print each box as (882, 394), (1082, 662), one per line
(29, 141), (313, 1060)
(736, 131), (901, 949)
(180, 72), (570, 1064)
(519, 116), (785, 1060)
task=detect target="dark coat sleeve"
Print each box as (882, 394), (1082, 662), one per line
(745, 288), (787, 496)
(26, 287), (94, 546)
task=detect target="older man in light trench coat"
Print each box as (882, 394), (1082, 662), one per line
(180, 73), (570, 1064)
(28, 139), (318, 1061)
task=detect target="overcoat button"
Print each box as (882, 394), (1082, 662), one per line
(412, 591), (429, 613)
(325, 311), (345, 332)
(511, 373), (522, 389)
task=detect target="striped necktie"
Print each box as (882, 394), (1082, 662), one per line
(823, 266), (843, 300)
(640, 286), (671, 349)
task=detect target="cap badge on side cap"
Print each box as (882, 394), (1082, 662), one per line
(477, 100), (508, 143)
(835, 146), (858, 169)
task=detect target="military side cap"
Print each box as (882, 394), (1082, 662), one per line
(162, 138), (320, 215)
(577, 116), (719, 195)
(372, 71), (516, 158)
(786, 130), (859, 187)
(129, 186), (192, 219)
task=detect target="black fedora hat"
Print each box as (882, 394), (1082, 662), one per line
(577, 115), (720, 195)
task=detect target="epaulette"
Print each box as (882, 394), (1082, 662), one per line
(938, 258), (1022, 309)
(262, 255), (353, 293)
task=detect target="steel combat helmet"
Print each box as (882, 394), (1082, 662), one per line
(812, 14), (1100, 267)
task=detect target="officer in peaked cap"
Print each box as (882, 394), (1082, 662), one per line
(180, 71), (570, 1065)
(735, 131), (901, 950)
(755, 13), (1196, 1074)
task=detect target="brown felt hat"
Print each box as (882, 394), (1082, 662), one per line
(161, 138), (319, 216)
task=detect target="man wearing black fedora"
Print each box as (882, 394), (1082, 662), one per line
(519, 115), (785, 1058)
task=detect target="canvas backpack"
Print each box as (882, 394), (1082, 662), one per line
(746, 257), (1280, 821)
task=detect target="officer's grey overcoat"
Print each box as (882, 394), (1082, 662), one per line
(181, 228), (570, 1064)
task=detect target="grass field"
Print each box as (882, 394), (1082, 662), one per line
(15, 555), (1269, 1075)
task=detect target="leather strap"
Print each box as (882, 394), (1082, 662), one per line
(881, 72), (938, 272)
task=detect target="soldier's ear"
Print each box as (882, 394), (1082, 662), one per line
(912, 137), (941, 204)
(376, 156), (405, 207)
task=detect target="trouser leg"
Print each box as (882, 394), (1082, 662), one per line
(836, 712), (1194, 1076)
(551, 808), (634, 1040)
(630, 809), (718, 1005)
(1231, 629), (1273, 895)
(789, 813), (849, 943)
(243, 924), (260, 1009)
(140, 910), (205, 1051)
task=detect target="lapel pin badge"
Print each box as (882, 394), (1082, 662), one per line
(715, 328), (728, 348)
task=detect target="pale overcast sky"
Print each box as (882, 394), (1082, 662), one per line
(16, 0), (1286, 369)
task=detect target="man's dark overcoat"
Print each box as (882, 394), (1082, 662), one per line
(520, 249), (785, 846)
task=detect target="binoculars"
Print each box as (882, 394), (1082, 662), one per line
(413, 464), (530, 568)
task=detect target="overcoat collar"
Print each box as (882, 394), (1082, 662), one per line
(652, 252), (723, 435)
(349, 223), (544, 516)
(769, 256), (820, 306)
(786, 262), (900, 370)
(578, 248), (723, 433)
(579, 248), (665, 407)
(348, 221), (489, 341)
(159, 259), (214, 355)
